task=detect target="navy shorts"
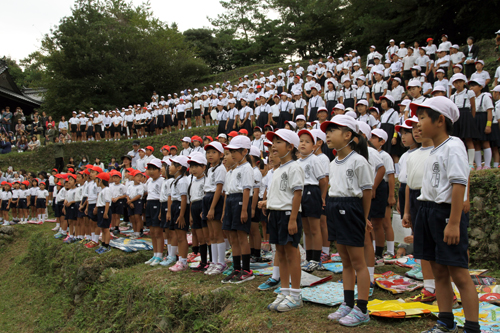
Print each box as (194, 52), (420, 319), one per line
(398, 183), (406, 219)
(408, 188), (421, 228)
(36, 198), (47, 209)
(66, 203), (77, 220)
(260, 207), (268, 223)
(301, 184), (322, 219)
(251, 205), (261, 223)
(30, 196), (36, 207)
(1, 201), (9, 211)
(369, 180), (388, 219)
(160, 201), (168, 228)
(53, 200), (61, 217)
(191, 200), (206, 229)
(128, 199), (143, 216)
(145, 200), (161, 228)
(18, 198), (27, 210)
(88, 203), (97, 222)
(10, 200), (17, 209)
(414, 201), (469, 268)
(57, 202), (65, 217)
(268, 210), (302, 248)
(97, 206), (111, 228)
(170, 200), (191, 231)
(75, 201), (85, 218)
(202, 192), (224, 221)
(48, 185), (55, 193)
(111, 199), (125, 215)
(222, 193), (252, 234)
(326, 197), (366, 247)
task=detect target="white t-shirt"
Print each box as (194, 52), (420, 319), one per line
(407, 146), (433, 189)
(159, 178), (173, 203)
(380, 108), (399, 125)
(475, 93), (494, 113)
(267, 160), (304, 211)
(146, 177), (163, 201)
(109, 183), (125, 199)
(451, 89), (475, 109)
(328, 151), (373, 198)
(127, 183), (145, 201)
(379, 150), (395, 182)
(316, 153), (330, 177)
(298, 153), (326, 186)
(204, 164), (226, 193)
(56, 188), (66, 203)
(398, 148), (417, 183)
(169, 176), (188, 202)
(96, 187), (112, 207)
(358, 114), (379, 128)
(367, 147), (384, 178)
(189, 176), (205, 202)
(226, 162), (254, 194)
(86, 182), (99, 204)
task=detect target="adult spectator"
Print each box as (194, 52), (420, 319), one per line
(1, 137), (12, 154)
(40, 111), (49, 136)
(2, 107), (12, 133)
(45, 116), (56, 130)
(27, 136), (40, 151)
(53, 136), (66, 172)
(30, 109), (39, 122)
(127, 140), (141, 168)
(31, 116), (42, 140)
(59, 128), (71, 143)
(77, 156), (89, 169)
(16, 136), (28, 152)
(107, 157), (119, 171)
(12, 107), (25, 125)
(58, 116), (68, 132)
(0, 171), (6, 183)
(66, 157), (76, 170)
(15, 119), (26, 137)
(45, 123), (57, 144)
(94, 157), (105, 171)
(463, 36), (479, 79)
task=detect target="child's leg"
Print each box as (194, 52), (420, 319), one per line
(448, 265), (479, 323)
(382, 207), (395, 255)
(346, 245), (370, 301)
(307, 217), (322, 262)
(151, 227), (157, 254)
(363, 229), (375, 284)
(320, 214), (330, 253)
(250, 223), (261, 257)
(275, 245), (288, 286)
(337, 243), (356, 305)
(237, 230), (251, 271)
(371, 217), (385, 256)
(212, 220), (226, 264)
(284, 243), (301, 289)
(229, 231), (241, 270)
(261, 221), (268, 242)
(493, 146), (500, 167)
(175, 229), (187, 258)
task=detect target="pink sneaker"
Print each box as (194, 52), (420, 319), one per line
(51, 226), (59, 231)
(476, 166), (483, 170)
(210, 263), (227, 275)
(169, 261), (188, 272)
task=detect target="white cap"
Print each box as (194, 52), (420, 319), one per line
(405, 115), (419, 127)
(346, 110), (357, 119)
(218, 133), (227, 139)
(356, 100), (369, 107)
(385, 59), (392, 64)
(356, 76), (366, 82)
(182, 136), (191, 143)
(370, 45), (376, 49)
(453, 64), (463, 70)
(371, 129), (388, 142)
(357, 121), (372, 140)
(451, 44), (459, 49)
(317, 106), (328, 114)
(407, 80), (422, 89)
(295, 114), (306, 121)
(320, 115), (359, 133)
(293, 90), (302, 96)
(334, 103), (345, 111)
(204, 141), (224, 153)
(285, 120), (296, 129)
(409, 96), (460, 123)
(146, 158), (162, 169)
(400, 41), (405, 45)
(437, 48), (447, 52)
(380, 95), (395, 104)
(399, 99), (411, 107)
(249, 146), (261, 158)
(373, 69), (384, 76)
(496, 29), (500, 34)
(475, 60), (485, 66)
(295, 62), (299, 66)
(353, 63), (360, 67)
(395, 121), (413, 132)
(394, 77), (401, 83)
(432, 85), (446, 93)
(311, 129), (326, 143)
(342, 77), (351, 83)
(436, 69), (445, 74)
(170, 156), (190, 168)
(188, 152), (207, 165)
(492, 85), (500, 93)
(228, 98), (236, 104)
(224, 135), (251, 150)
(411, 65), (421, 71)
(389, 39), (395, 42)
(469, 77), (485, 87)
(298, 129), (317, 144)
(217, 101), (224, 106)
(266, 129), (300, 148)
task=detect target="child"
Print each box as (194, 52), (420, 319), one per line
(249, 146), (265, 262)
(180, 137), (193, 156)
(202, 141), (227, 275)
(18, 181), (29, 224)
(1, 182), (12, 225)
(166, 156), (190, 271)
(126, 171), (143, 239)
(192, 136), (204, 154)
(74, 173), (85, 240)
(371, 70), (388, 113)
(369, 129), (396, 262)
(297, 129), (327, 272)
(339, 78), (356, 109)
(54, 180), (68, 239)
(109, 170), (126, 236)
(450, 73), (478, 169)
(470, 60), (490, 93)
(29, 178), (39, 221)
(238, 98), (253, 135)
(356, 100), (378, 129)
(10, 181), (20, 224)
(221, 136), (254, 283)
(469, 78), (494, 169)
(187, 153), (209, 271)
(321, 116), (372, 325)
(34, 181), (49, 224)
(251, 127), (265, 157)
(94, 172), (112, 254)
(159, 160), (176, 266)
(144, 159), (165, 266)
(262, 129), (304, 311)
(378, 95), (399, 154)
(63, 174), (77, 243)
(84, 166), (101, 248)
(410, 97), (480, 333)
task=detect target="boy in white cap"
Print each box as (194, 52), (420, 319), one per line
(469, 78), (494, 169)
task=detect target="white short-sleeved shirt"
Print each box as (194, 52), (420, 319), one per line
(475, 93), (494, 113)
(189, 176), (205, 202)
(180, 148), (192, 157)
(328, 151), (373, 198)
(389, 86), (405, 102)
(414, 55), (430, 67)
(223, 170), (233, 195)
(252, 167), (262, 191)
(298, 153), (326, 186)
(86, 182), (99, 204)
(315, 153), (330, 177)
(169, 176), (188, 202)
(418, 137), (469, 203)
(226, 162), (254, 195)
(358, 113), (379, 128)
(379, 150), (395, 182)
(30, 186), (39, 197)
(398, 148), (418, 183)
(65, 187), (76, 203)
(136, 157), (147, 172)
(96, 187), (112, 207)
(110, 183), (125, 199)
(19, 189), (29, 199)
(11, 189), (20, 199)
(372, 80), (388, 94)
(267, 160), (304, 211)
(407, 146), (433, 189)
(127, 183), (145, 201)
(2, 191), (12, 201)
(56, 188), (66, 203)
(205, 164), (226, 193)
(159, 178), (173, 202)
(367, 147), (384, 177)
(355, 86), (370, 100)
(380, 108), (399, 125)
(471, 71), (490, 83)
(451, 89), (475, 109)
(74, 185), (84, 202)
(146, 177), (164, 201)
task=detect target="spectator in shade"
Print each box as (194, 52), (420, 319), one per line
(1, 136), (12, 154)
(463, 36), (479, 79)
(15, 119), (26, 137)
(58, 116), (68, 132)
(27, 135), (41, 151)
(107, 157), (119, 171)
(16, 136), (28, 152)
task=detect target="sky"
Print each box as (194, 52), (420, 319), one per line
(1, 0), (224, 63)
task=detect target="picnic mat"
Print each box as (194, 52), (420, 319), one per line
(452, 283), (500, 303)
(395, 257), (418, 268)
(374, 271), (423, 294)
(253, 266), (273, 276)
(323, 263), (344, 273)
(109, 238), (153, 252)
(300, 271), (333, 287)
(432, 302), (500, 332)
(45, 219), (57, 222)
(301, 282), (373, 307)
(479, 294), (500, 305)
(368, 299), (439, 318)
(27, 220), (43, 225)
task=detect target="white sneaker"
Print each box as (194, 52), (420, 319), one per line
(150, 257), (162, 266)
(2, 222), (9, 226)
(204, 262), (217, 275)
(144, 256), (155, 264)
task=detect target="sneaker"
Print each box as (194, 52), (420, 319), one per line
(144, 256), (156, 265)
(301, 260), (309, 269)
(95, 246), (104, 254)
(302, 260), (319, 272)
(99, 247), (111, 254)
(375, 255), (385, 266)
(230, 270), (255, 284)
(276, 295), (303, 312)
(316, 261), (326, 271)
(69, 237), (78, 244)
(51, 226), (59, 231)
(221, 270), (240, 284)
(63, 236), (72, 243)
(321, 252), (332, 263)
(339, 306), (370, 327)
(421, 321), (458, 333)
(406, 288), (436, 303)
(476, 166), (483, 171)
(112, 229), (120, 236)
(328, 303), (353, 321)
(267, 293), (286, 311)
(160, 256), (177, 266)
(85, 241), (98, 248)
(204, 262), (217, 275)
(383, 252), (397, 263)
(191, 263), (208, 272)
(210, 263), (227, 275)
(406, 263), (421, 278)
(150, 257), (162, 266)
(258, 278), (281, 291)
(54, 232), (63, 239)
(222, 265), (234, 276)
(169, 261), (188, 272)
(2, 222), (9, 226)
(413, 270), (423, 280)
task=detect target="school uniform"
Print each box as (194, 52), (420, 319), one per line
(190, 176), (206, 230)
(65, 188), (77, 221)
(202, 163), (226, 221)
(239, 106), (253, 134)
(397, 148), (417, 218)
(451, 89), (479, 140)
(10, 188), (20, 209)
(169, 176), (190, 231)
(193, 100), (202, 118)
(308, 95), (325, 122)
(474, 92), (495, 141)
(389, 85), (405, 105)
(298, 153), (325, 219)
(471, 71), (491, 92)
(372, 80), (388, 113)
(255, 103), (271, 129)
(18, 188), (28, 209)
(339, 87), (356, 109)
(226, 107), (238, 134)
(327, 151), (373, 247)
(159, 178), (173, 228)
(277, 100), (293, 127)
(357, 114), (379, 128)
(79, 117), (87, 137)
(415, 55), (430, 75)
(355, 85), (370, 102)
(266, 160), (304, 247)
(29, 186), (39, 207)
(176, 104), (186, 122)
(222, 162), (254, 234)
(69, 117), (79, 134)
(491, 100), (500, 148)
(109, 183), (126, 215)
(55, 188), (66, 218)
(74, 185), (85, 218)
(86, 181), (99, 222)
(1, 191), (12, 211)
(367, 147), (388, 219)
(96, 187), (112, 228)
(145, 177), (164, 228)
(379, 108), (399, 153)
(180, 148), (192, 157)
(216, 108), (228, 135)
(415, 137), (470, 268)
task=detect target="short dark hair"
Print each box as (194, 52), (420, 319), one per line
(416, 107), (453, 135)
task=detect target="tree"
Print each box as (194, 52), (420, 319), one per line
(34, 0), (209, 118)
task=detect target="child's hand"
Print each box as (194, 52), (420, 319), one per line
(130, 203), (134, 209)
(104, 212), (108, 219)
(443, 223), (460, 245)
(485, 126), (491, 134)
(177, 216), (185, 228)
(391, 137), (397, 145)
(403, 235), (414, 244)
(241, 210), (248, 223)
(288, 217), (298, 235)
(166, 213), (171, 222)
(463, 199), (470, 214)
(388, 196), (396, 207)
(372, 189), (377, 199)
(396, 199), (400, 214)
(85, 208), (88, 215)
(258, 200), (267, 209)
(322, 198), (326, 208)
(251, 209), (255, 219)
(402, 213), (412, 228)
(207, 209), (214, 221)
(366, 219), (373, 231)
(112, 198), (117, 203)
(93, 208), (97, 215)
(190, 218), (193, 226)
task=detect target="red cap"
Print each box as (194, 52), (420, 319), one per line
(125, 167), (135, 173)
(67, 174), (77, 180)
(4, 182), (12, 188)
(54, 174), (62, 178)
(68, 168), (74, 172)
(129, 170), (141, 176)
(56, 181), (63, 186)
(146, 146), (154, 151)
(109, 170), (122, 178)
(22, 181), (30, 186)
(96, 172), (110, 182)
(141, 172), (149, 179)
(1, 181), (7, 185)
(91, 166), (103, 173)
(170, 145), (178, 150)
(228, 131), (238, 138)
(83, 169), (90, 175)
(162, 145), (170, 151)
(85, 164), (93, 169)
(426, 37), (433, 42)
(52, 168), (58, 172)
(59, 174), (69, 180)
(238, 129), (248, 135)
(192, 136), (202, 143)
(203, 136), (213, 142)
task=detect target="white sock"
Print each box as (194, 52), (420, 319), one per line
(495, 162), (499, 168)
(62, 230), (67, 235)
(322, 246), (330, 254)
(42, 215), (46, 222)
(302, 232), (306, 249)
(290, 288), (301, 300)
(272, 266), (280, 280)
(424, 279), (436, 293)
(38, 214), (41, 221)
(475, 151), (482, 168)
(180, 257), (187, 265)
(224, 238), (230, 250)
(56, 223), (60, 228)
(372, 240), (376, 251)
(171, 246), (178, 257)
(467, 149), (475, 166)
(387, 241), (395, 255)
(368, 266), (375, 283)
(484, 148), (492, 168)
(85, 234), (89, 240)
(217, 243), (226, 264)
(164, 239), (168, 245)
(211, 244), (218, 263)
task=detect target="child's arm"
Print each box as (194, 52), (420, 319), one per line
(362, 189), (372, 228)
(177, 195), (187, 228)
(241, 188), (250, 223)
(207, 184), (223, 221)
(104, 202), (110, 219)
(470, 97), (476, 118)
(445, 183), (466, 245)
(221, 193), (227, 222)
(463, 176), (471, 214)
(251, 188), (259, 218)
(288, 189), (302, 234)
(387, 173), (396, 206)
(402, 184), (412, 228)
(319, 177), (328, 208)
(166, 196), (172, 222)
(485, 107), (493, 134)
(372, 166), (385, 198)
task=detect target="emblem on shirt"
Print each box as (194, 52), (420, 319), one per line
(198, 184), (204, 197)
(211, 172), (216, 185)
(236, 172), (242, 187)
(304, 164), (311, 179)
(280, 173), (288, 191)
(431, 162), (440, 188)
(346, 169), (354, 190)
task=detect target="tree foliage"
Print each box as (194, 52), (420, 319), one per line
(33, 0), (209, 118)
